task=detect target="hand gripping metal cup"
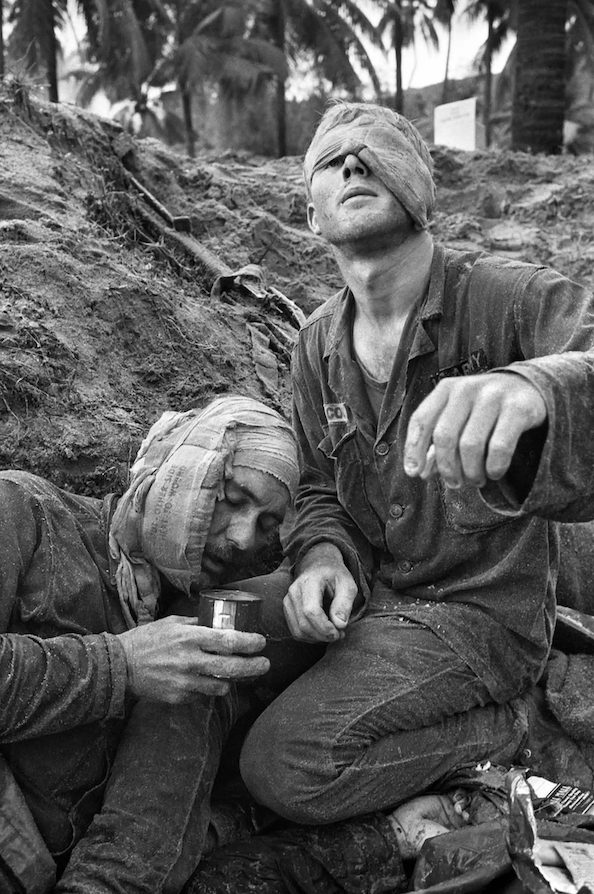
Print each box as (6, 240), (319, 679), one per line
(197, 589), (263, 633)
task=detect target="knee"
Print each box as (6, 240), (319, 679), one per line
(239, 716), (336, 825)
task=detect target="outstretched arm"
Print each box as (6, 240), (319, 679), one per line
(406, 265), (594, 520)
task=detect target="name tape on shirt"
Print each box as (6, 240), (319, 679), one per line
(324, 403), (349, 424)
(431, 348), (489, 386)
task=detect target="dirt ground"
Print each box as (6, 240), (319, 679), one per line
(1, 77), (594, 499)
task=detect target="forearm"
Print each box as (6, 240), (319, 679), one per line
(290, 369), (375, 594)
(482, 352), (594, 520)
(287, 456), (374, 592)
(0, 632), (127, 743)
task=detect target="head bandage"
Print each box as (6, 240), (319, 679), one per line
(109, 395), (298, 627)
(304, 102), (435, 231)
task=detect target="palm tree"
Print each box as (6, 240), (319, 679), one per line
(74, 0), (171, 111)
(510, 0), (568, 153)
(482, 0), (594, 150)
(434, 0), (457, 104)
(7, 0), (67, 101)
(376, 0), (442, 114)
(465, 0), (513, 146)
(0, 0), (5, 77)
(150, 0), (287, 157)
(256, 0), (384, 157)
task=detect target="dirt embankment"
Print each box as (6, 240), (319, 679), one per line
(1, 80), (593, 498)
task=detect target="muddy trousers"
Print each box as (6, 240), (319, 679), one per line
(55, 693), (236, 894)
(53, 569), (322, 894)
(241, 614), (530, 825)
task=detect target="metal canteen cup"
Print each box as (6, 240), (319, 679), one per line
(197, 589), (263, 633)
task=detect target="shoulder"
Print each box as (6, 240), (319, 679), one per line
(0, 471), (103, 524)
(293, 291), (345, 380)
(443, 245), (542, 285)
(440, 245), (574, 311)
(0, 470), (51, 501)
(0, 470), (65, 501)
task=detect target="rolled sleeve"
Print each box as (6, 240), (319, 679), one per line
(0, 631), (127, 743)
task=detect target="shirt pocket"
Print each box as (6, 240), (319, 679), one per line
(318, 427), (385, 546)
(439, 481), (507, 534)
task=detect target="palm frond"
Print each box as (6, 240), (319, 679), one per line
(75, 0), (111, 52)
(231, 35), (288, 78)
(194, 3), (247, 39)
(218, 53), (272, 91)
(315, 3), (383, 93)
(8, 0), (67, 72)
(325, 0), (384, 45)
(175, 32), (222, 87)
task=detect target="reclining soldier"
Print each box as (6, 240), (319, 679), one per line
(0, 394), (315, 894)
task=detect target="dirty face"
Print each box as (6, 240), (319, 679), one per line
(198, 467), (290, 588)
(307, 152), (413, 250)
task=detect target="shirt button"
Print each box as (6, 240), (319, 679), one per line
(389, 503), (404, 519)
(375, 441), (389, 456)
(398, 559), (413, 574)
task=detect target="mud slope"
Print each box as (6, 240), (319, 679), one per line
(1, 81), (593, 496)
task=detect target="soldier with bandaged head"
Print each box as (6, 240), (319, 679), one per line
(0, 395), (313, 894)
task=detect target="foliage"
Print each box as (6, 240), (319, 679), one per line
(6, 0), (594, 155)
(375, 0), (444, 113)
(251, 0), (384, 156)
(480, 0), (594, 152)
(7, 0), (68, 99)
(268, 0), (384, 97)
(464, 0), (514, 145)
(75, 0), (171, 105)
(150, 0), (286, 96)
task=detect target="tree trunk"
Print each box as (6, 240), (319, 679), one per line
(181, 85), (195, 158)
(511, 0), (568, 153)
(0, 0), (4, 78)
(46, 0), (59, 103)
(394, 15), (404, 113)
(271, 1), (286, 158)
(441, 18), (452, 106)
(484, 8), (494, 147)
(276, 77), (286, 158)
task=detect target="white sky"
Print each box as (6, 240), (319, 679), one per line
(369, 9), (514, 93)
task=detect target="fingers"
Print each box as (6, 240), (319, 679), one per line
(197, 651), (270, 680)
(118, 619), (270, 702)
(171, 621), (270, 679)
(404, 374), (547, 488)
(284, 581), (339, 642)
(328, 575), (358, 630)
(166, 617), (267, 655)
(404, 386), (449, 479)
(284, 565), (358, 643)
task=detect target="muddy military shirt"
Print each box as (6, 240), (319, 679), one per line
(0, 471), (128, 857)
(288, 245), (594, 703)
